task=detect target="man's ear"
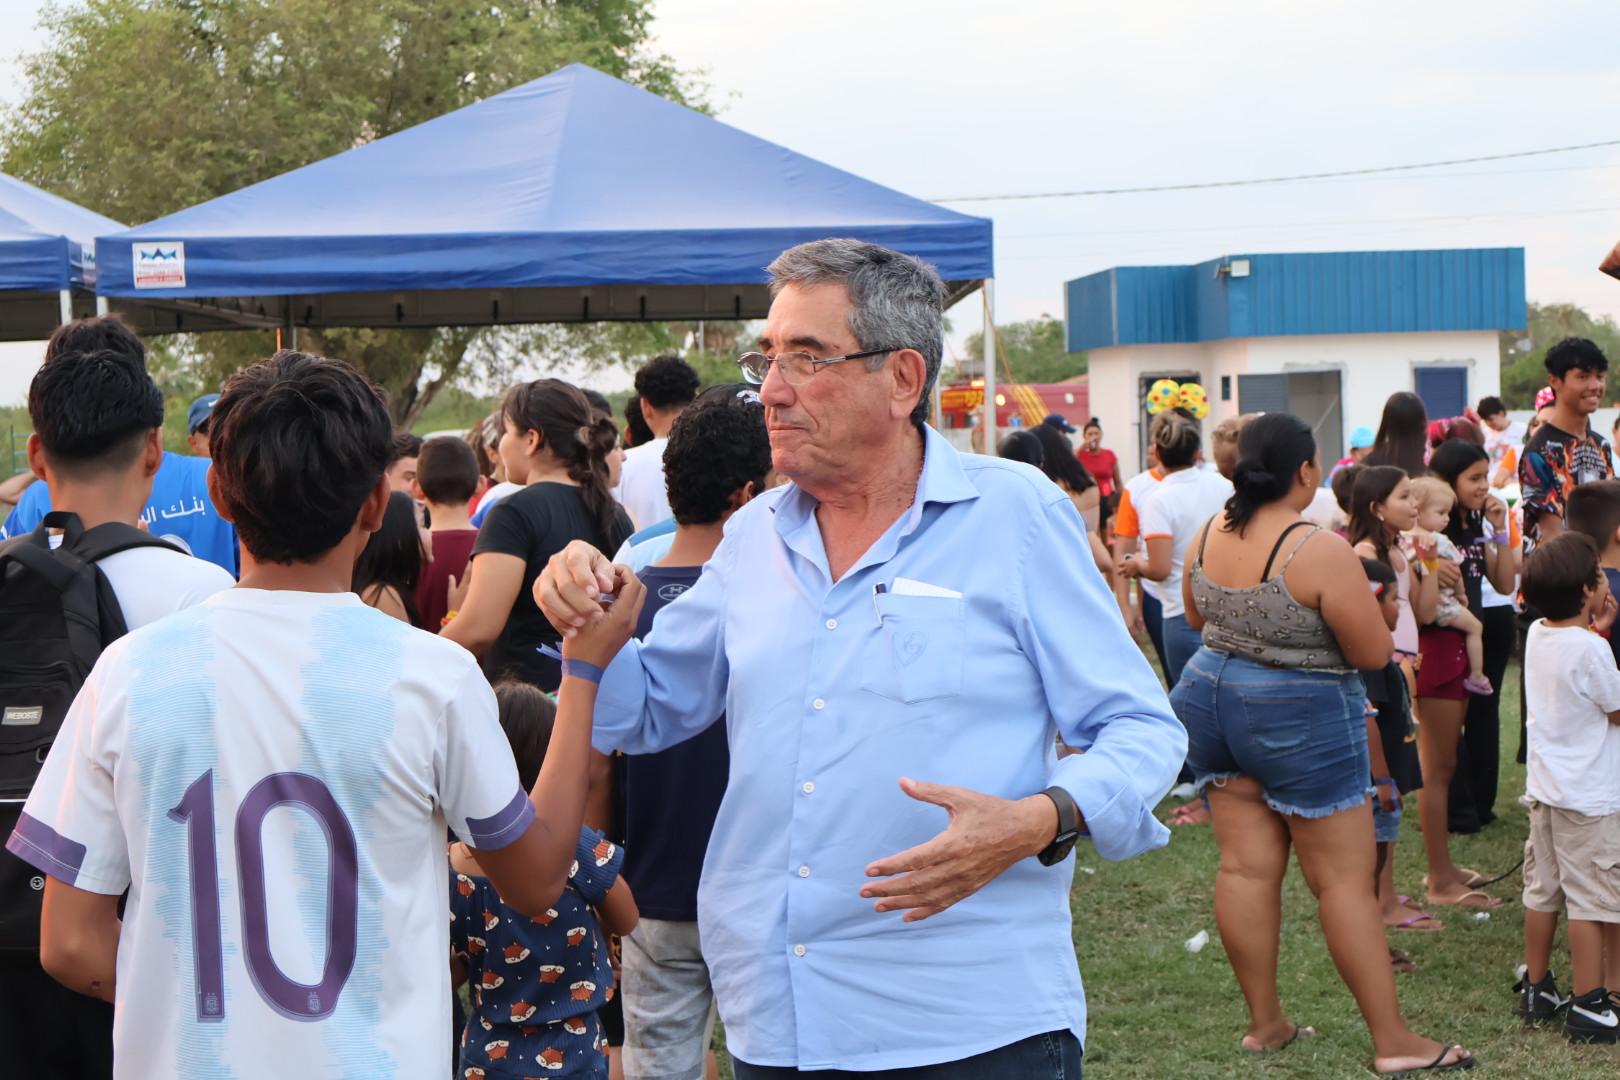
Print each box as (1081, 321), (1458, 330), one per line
(205, 465), (234, 524)
(640, 398), (656, 426)
(889, 348), (928, 421)
(141, 429), (163, 478)
(25, 433), (47, 482)
(357, 476), (390, 535)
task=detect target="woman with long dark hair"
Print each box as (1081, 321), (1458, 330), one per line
(1363, 392), (1430, 478)
(1170, 412), (1473, 1075)
(442, 378), (632, 689)
(1418, 439), (1516, 902)
(1030, 422), (1101, 532)
(355, 490), (428, 628)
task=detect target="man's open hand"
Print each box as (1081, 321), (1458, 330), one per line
(859, 779), (1060, 922)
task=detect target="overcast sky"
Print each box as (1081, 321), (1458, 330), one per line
(3, 0), (1619, 403)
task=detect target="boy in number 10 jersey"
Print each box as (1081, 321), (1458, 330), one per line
(5, 350), (645, 1080)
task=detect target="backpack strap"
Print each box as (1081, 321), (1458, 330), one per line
(41, 512), (182, 643)
(0, 516), (109, 672)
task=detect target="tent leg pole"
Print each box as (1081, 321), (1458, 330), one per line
(281, 301), (296, 351)
(982, 279), (996, 456)
(58, 289), (73, 326)
(95, 296), (109, 316)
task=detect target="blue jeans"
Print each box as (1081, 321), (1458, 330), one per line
(1169, 648), (1370, 818)
(1141, 589), (1168, 684)
(732, 1030), (1082, 1079)
(1162, 613), (1203, 691)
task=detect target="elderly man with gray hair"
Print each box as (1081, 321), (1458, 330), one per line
(534, 238), (1184, 1078)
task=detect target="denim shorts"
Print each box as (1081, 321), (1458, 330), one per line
(1169, 647), (1371, 818)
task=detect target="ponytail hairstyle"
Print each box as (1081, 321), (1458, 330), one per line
(1153, 413), (1201, 470)
(1347, 465), (1408, 568)
(1224, 412), (1316, 535)
(502, 378), (622, 544)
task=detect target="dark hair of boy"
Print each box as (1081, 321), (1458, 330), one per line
(663, 397), (772, 526)
(1564, 479), (1620, 556)
(493, 681), (558, 792)
(634, 355), (700, 411)
(392, 431), (423, 462)
(354, 491), (426, 627)
(1545, 337), (1609, 379)
(1360, 554), (1397, 599)
(1522, 531), (1601, 621)
(29, 348), (163, 479)
(416, 437), (480, 507)
(208, 350), (393, 565)
(624, 393), (655, 447)
(1331, 463), (1363, 516)
(1476, 396), (1505, 421)
(44, 314), (144, 365)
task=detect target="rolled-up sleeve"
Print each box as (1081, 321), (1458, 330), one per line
(1016, 497), (1186, 860)
(592, 534), (734, 755)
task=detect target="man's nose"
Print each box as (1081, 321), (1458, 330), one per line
(759, 361), (795, 406)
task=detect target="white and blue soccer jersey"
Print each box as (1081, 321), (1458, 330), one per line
(6, 589), (534, 1080)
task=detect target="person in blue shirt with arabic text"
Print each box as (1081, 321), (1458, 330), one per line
(535, 239), (1185, 1078)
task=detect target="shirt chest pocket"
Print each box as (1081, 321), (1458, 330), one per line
(861, 593), (965, 704)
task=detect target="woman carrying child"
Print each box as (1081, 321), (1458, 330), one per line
(1406, 477), (1492, 696)
(1413, 440), (1516, 909)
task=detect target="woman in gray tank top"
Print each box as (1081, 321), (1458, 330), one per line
(1169, 413), (1475, 1077)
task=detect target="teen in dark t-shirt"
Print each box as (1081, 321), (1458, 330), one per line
(473, 482), (632, 688)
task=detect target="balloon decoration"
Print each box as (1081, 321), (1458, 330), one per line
(1144, 379), (1211, 419)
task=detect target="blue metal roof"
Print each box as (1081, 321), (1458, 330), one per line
(1064, 248), (1525, 352)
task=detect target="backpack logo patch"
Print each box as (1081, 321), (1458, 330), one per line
(2, 705), (43, 726)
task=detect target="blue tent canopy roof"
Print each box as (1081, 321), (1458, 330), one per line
(95, 64), (992, 323)
(0, 171), (121, 292)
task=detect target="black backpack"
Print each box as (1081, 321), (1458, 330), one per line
(0, 510), (178, 951)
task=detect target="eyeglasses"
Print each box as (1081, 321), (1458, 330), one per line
(737, 348), (896, 387)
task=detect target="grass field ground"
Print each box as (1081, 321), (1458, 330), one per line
(707, 656), (1620, 1079)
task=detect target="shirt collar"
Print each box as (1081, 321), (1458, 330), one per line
(770, 424), (981, 575)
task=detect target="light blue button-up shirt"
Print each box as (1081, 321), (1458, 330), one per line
(593, 425), (1186, 1070)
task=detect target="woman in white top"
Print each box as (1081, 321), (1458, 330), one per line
(1121, 413), (1234, 690)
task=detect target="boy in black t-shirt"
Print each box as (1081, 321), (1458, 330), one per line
(615, 393), (773, 1080)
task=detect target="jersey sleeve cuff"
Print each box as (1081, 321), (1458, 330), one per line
(462, 786), (535, 851)
(7, 812), (87, 888)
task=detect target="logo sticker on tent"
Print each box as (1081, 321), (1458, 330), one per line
(133, 242), (186, 289)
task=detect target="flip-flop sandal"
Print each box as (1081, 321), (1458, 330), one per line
(1242, 1024), (1315, 1053)
(1422, 870), (1490, 892)
(1425, 889), (1502, 909)
(1376, 1044), (1475, 1077)
(1390, 948), (1421, 974)
(1393, 911), (1443, 931)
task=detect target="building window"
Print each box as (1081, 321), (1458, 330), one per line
(1238, 371), (1345, 466)
(1414, 366), (1468, 421)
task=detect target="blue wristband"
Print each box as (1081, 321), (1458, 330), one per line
(536, 643), (604, 685)
(1492, 530), (1510, 546)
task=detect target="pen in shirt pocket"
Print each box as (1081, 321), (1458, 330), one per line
(872, 581), (887, 625)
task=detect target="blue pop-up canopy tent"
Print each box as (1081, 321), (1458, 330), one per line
(0, 172), (259, 340)
(94, 63), (993, 327)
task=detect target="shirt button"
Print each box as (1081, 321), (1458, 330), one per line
(798, 865), (811, 877)
(813, 698), (825, 710)
(825, 618), (838, 630)
(793, 944), (807, 957)
(802, 781), (815, 794)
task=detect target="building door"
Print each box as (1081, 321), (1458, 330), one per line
(1414, 366), (1469, 422)
(1238, 371), (1345, 467)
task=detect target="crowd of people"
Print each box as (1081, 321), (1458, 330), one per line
(0, 237), (1616, 1080)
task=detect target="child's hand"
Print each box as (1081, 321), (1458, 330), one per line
(1377, 781), (1398, 814)
(1595, 590), (1619, 635)
(561, 567), (647, 670)
(1483, 493), (1508, 531)
(1412, 534), (1437, 562)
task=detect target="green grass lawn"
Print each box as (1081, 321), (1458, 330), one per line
(705, 657), (1619, 1078)
(1073, 657), (1619, 1079)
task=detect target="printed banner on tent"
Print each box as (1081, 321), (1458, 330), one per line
(133, 242), (185, 289)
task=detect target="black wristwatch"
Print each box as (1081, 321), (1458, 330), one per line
(1037, 786), (1081, 866)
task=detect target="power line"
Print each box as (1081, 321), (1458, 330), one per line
(929, 138), (1620, 203)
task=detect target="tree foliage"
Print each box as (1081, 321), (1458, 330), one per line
(1, 0), (706, 425)
(955, 315), (1085, 386)
(1497, 301), (1620, 409)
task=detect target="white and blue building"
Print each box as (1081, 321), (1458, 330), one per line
(1064, 248), (1526, 475)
